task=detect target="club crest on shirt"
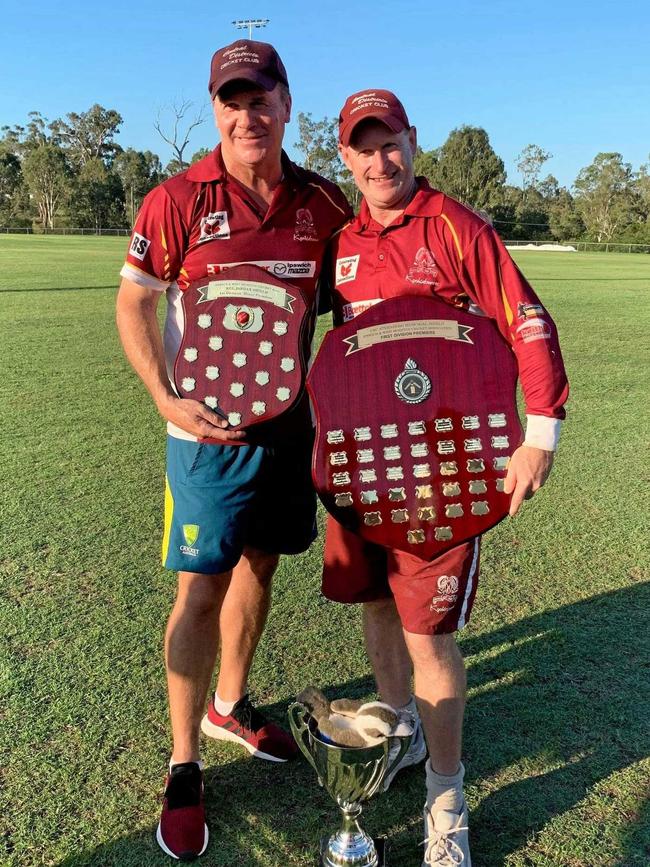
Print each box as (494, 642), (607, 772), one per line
(336, 254), (360, 285)
(199, 211), (230, 243)
(517, 301), (546, 320)
(293, 207), (318, 241)
(406, 246), (438, 285)
(429, 574), (459, 612)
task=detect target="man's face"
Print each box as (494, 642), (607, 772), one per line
(213, 82), (291, 172)
(339, 120), (417, 214)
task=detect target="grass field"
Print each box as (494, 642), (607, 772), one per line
(1, 236), (648, 867)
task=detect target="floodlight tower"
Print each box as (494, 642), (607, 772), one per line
(232, 18), (270, 40)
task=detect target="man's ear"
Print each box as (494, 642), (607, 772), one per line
(408, 126), (417, 156)
(284, 93), (292, 123)
(338, 142), (351, 171)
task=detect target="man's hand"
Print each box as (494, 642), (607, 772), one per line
(503, 444), (554, 517)
(158, 395), (246, 443)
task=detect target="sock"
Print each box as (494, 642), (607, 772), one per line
(170, 758), (205, 771)
(425, 759), (465, 814)
(213, 692), (239, 716)
(396, 695), (419, 720)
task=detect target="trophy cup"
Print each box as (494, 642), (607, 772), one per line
(288, 700), (413, 866)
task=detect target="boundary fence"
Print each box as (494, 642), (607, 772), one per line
(505, 239), (650, 254)
(1, 227), (649, 253)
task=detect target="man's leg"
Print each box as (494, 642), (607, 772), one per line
(402, 631), (466, 777)
(165, 569), (231, 763)
(363, 597), (412, 707)
(215, 547), (279, 701)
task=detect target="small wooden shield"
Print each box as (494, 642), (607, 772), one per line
(307, 294), (523, 558)
(174, 264), (310, 429)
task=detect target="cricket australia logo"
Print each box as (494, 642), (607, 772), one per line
(293, 207), (317, 241)
(199, 211), (230, 243)
(394, 358), (432, 405)
(180, 524), (200, 556)
(406, 246), (438, 285)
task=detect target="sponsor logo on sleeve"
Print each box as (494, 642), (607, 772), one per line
(199, 211), (230, 243)
(517, 302), (546, 321)
(129, 232), (151, 261)
(516, 317), (551, 343)
(335, 254), (360, 286)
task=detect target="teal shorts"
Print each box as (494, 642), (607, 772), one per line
(162, 431), (317, 574)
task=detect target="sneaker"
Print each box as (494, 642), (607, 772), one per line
(156, 762), (209, 861)
(201, 694), (298, 762)
(383, 713), (427, 791)
(422, 802), (471, 866)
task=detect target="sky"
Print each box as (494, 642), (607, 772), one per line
(2, 0), (649, 188)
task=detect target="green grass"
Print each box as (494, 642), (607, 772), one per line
(1, 237), (648, 866)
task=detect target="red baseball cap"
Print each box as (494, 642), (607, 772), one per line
(338, 89), (410, 146)
(209, 40), (289, 98)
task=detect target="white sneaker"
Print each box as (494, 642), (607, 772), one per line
(422, 802), (471, 866)
(382, 713), (427, 791)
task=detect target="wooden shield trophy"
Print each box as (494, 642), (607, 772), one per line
(174, 264), (310, 430)
(307, 295), (523, 559)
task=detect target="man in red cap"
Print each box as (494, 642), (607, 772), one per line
(116, 40), (350, 859)
(322, 89), (569, 866)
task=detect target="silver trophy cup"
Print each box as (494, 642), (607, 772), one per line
(288, 701), (413, 867)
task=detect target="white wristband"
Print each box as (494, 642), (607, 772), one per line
(524, 415), (561, 452)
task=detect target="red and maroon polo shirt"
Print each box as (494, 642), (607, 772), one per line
(121, 145), (351, 441)
(329, 179), (569, 449)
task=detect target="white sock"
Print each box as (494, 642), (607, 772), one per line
(170, 758), (205, 771)
(425, 759), (465, 814)
(396, 695), (419, 720)
(213, 692), (239, 716)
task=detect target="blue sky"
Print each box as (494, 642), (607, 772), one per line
(2, 0), (648, 188)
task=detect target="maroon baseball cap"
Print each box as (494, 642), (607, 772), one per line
(338, 89), (410, 146)
(209, 40), (289, 98)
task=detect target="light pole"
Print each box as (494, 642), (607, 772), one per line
(232, 18), (270, 39)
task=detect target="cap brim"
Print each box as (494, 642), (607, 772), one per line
(340, 114), (405, 146)
(211, 70), (278, 98)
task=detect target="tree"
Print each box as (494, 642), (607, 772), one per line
(573, 152), (635, 241)
(548, 189), (585, 241)
(50, 104), (123, 168)
(413, 146), (440, 184)
(0, 148), (27, 226)
(22, 144), (70, 229)
(114, 148), (163, 226)
(294, 113), (341, 181)
(154, 100), (207, 173)
(516, 144), (552, 203)
(72, 158), (126, 230)
(428, 126), (506, 212)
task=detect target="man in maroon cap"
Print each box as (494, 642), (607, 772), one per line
(116, 40), (350, 859)
(321, 89), (569, 866)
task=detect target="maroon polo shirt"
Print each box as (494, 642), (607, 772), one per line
(329, 179), (568, 428)
(121, 145), (351, 441)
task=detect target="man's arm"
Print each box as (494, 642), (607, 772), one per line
(116, 278), (245, 442)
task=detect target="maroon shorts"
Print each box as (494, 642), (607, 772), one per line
(322, 516), (481, 635)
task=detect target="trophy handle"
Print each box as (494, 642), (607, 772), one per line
(287, 702), (321, 778)
(384, 733), (413, 781)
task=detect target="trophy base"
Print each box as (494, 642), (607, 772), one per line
(319, 836), (387, 866)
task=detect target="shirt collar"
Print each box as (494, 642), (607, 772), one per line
(186, 144), (302, 190)
(350, 177), (445, 232)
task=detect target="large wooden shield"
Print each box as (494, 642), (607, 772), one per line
(174, 264), (310, 429)
(307, 295), (523, 558)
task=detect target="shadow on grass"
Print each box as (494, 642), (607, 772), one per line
(53, 582), (649, 867)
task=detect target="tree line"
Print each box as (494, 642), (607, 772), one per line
(2, 104), (649, 245)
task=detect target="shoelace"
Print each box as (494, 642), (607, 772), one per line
(421, 823), (469, 866)
(231, 694), (267, 733)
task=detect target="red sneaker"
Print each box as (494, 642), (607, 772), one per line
(201, 694), (298, 762)
(156, 762), (209, 861)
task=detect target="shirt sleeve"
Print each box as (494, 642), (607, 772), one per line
(459, 225), (569, 429)
(120, 185), (188, 291)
